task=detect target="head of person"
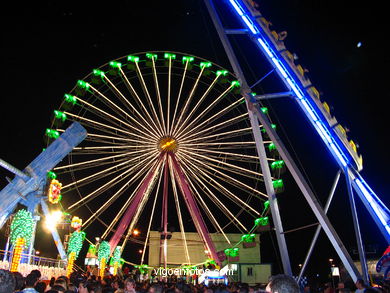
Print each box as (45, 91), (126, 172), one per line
(12, 271), (25, 291)
(35, 281), (47, 293)
(30, 269), (42, 280)
(355, 279), (366, 289)
(26, 273), (39, 288)
(0, 269), (15, 293)
(124, 278), (136, 291)
(266, 274), (299, 293)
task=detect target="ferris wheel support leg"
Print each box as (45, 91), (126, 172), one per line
(247, 106), (292, 276)
(298, 170), (341, 282)
(169, 153), (221, 267)
(345, 169), (370, 284)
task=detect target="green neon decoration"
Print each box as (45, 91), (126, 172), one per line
(164, 53), (176, 59)
(182, 56), (195, 63)
(200, 61), (212, 68)
(216, 70), (228, 76)
(54, 110), (67, 122)
(127, 55), (140, 63)
(64, 94), (77, 105)
(146, 53), (157, 59)
(109, 61), (122, 69)
(93, 69), (105, 78)
(45, 129), (60, 139)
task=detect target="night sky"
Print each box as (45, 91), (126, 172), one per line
(0, 0), (388, 283)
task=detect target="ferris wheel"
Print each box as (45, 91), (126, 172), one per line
(47, 51), (283, 266)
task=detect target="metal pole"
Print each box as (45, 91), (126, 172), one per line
(253, 105), (361, 281)
(247, 106), (292, 275)
(0, 158), (30, 181)
(204, 0), (293, 273)
(345, 168), (369, 284)
(298, 170), (341, 281)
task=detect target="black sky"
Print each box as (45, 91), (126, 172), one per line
(0, 0), (388, 281)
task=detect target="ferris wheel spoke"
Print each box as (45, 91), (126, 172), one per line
(72, 94), (160, 141)
(141, 167), (164, 265)
(135, 62), (165, 136)
(101, 180), (143, 239)
(182, 151), (267, 198)
(119, 67), (164, 138)
(167, 157), (191, 264)
(170, 60), (189, 137)
(61, 149), (158, 190)
(175, 83), (235, 138)
(184, 150), (262, 179)
(181, 159), (248, 233)
(150, 55), (167, 135)
(179, 113), (248, 142)
(180, 127), (253, 144)
(121, 158), (164, 250)
(54, 149), (148, 172)
(174, 74), (221, 138)
(166, 56), (173, 135)
(180, 141), (258, 150)
(181, 165), (236, 241)
(182, 147), (273, 165)
(67, 154), (159, 211)
(82, 176), (134, 229)
(64, 112), (156, 143)
(171, 66), (206, 137)
(182, 97), (246, 139)
(178, 152), (264, 214)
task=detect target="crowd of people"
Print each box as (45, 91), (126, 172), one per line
(0, 267), (387, 293)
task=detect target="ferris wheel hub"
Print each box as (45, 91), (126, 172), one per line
(158, 136), (178, 153)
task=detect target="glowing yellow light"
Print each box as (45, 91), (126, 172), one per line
(158, 137), (178, 152)
(45, 210), (63, 232)
(133, 229), (140, 236)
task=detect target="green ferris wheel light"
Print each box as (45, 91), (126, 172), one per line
(146, 53), (158, 59)
(45, 128), (60, 139)
(109, 61), (122, 69)
(164, 53), (176, 59)
(93, 69), (105, 78)
(64, 94), (77, 105)
(271, 160), (285, 170)
(200, 61), (212, 68)
(216, 70), (229, 76)
(182, 56), (195, 63)
(127, 55), (140, 63)
(77, 80), (90, 90)
(54, 110), (67, 122)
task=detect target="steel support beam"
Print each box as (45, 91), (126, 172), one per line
(253, 106), (361, 281)
(345, 170), (369, 283)
(247, 106), (292, 274)
(298, 170), (341, 281)
(169, 153), (221, 267)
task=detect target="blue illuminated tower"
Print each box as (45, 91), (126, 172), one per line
(204, 0), (389, 284)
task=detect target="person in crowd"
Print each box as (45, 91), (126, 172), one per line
(13, 271), (25, 292)
(124, 278), (137, 293)
(0, 269), (16, 293)
(265, 274), (299, 293)
(34, 281), (46, 293)
(355, 279), (367, 293)
(22, 273), (39, 293)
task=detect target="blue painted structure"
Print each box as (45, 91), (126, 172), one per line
(0, 122), (87, 260)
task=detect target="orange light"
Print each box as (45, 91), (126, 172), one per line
(133, 229), (140, 236)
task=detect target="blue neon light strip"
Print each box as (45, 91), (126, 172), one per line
(225, 0), (389, 240)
